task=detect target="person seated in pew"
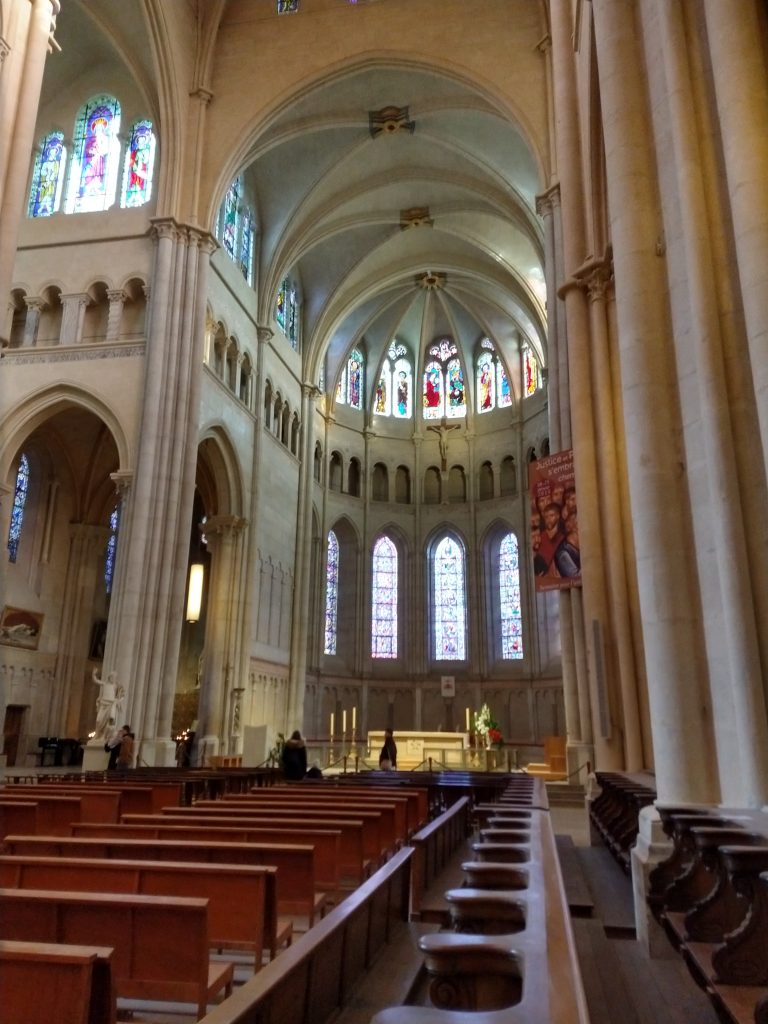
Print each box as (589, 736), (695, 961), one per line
(281, 730), (307, 780)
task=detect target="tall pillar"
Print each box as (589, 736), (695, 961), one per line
(591, 0), (717, 802)
(105, 289), (126, 342)
(59, 293), (90, 345)
(107, 220), (215, 766)
(0, 0), (59, 340)
(23, 296), (44, 346)
(287, 382), (320, 729)
(703, 0), (768, 479)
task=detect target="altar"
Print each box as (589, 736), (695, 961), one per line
(367, 730), (469, 769)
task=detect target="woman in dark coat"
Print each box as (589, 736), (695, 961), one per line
(379, 729), (397, 770)
(281, 729), (308, 780)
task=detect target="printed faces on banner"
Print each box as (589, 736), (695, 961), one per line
(528, 451), (581, 592)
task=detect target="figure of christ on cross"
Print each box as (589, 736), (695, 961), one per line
(427, 417), (462, 471)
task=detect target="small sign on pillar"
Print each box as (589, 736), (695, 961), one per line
(440, 675), (455, 698)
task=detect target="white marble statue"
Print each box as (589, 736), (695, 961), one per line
(93, 668), (125, 740)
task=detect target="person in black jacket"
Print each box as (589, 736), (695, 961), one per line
(281, 729), (307, 780)
(379, 729), (397, 770)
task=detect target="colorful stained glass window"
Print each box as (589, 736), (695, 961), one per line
(498, 362), (512, 407)
(7, 454), (29, 563)
(499, 533), (523, 659)
(347, 349), (363, 408)
(477, 352), (495, 413)
(371, 536), (398, 658)
(120, 119), (155, 208)
(336, 366), (347, 405)
(393, 358), (411, 418)
(375, 359), (390, 416)
(65, 95), (121, 213)
(446, 359), (466, 418)
(221, 178), (241, 259)
(324, 530), (339, 655)
(104, 504), (120, 594)
(423, 361), (443, 419)
(276, 280), (287, 332)
(433, 535), (466, 660)
(28, 131), (66, 218)
(524, 347), (538, 397)
(287, 282), (298, 349)
(431, 339), (456, 363)
(239, 212), (255, 284)
(278, 0), (299, 11)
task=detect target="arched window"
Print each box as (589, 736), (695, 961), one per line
(372, 536), (398, 659)
(28, 131), (66, 217)
(423, 338), (466, 420)
(220, 177), (241, 259)
(479, 461), (494, 500)
(65, 95), (121, 213)
(348, 458), (361, 496)
(499, 533), (523, 659)
(395, 465), (410, 504)
(375, 358), (391, 416)
(276, 278), (299, 349)
(324, 530), (339, 655)
(500, 456), (517, 496)
(498, 362), (512, 407)
(239, 212), (255, 284)
(372, 463), (388, 502)
(7, 454), (29, 563)
(347, 349), (363, 409)
(523, 346), (539, 397)
(104, 504), (120, 594)
(393, 357), (412, 418)
(120, 119), (156, 208)
(374, 342), (412, 419)
(432, 535), (467, 660)
(477, 350), (495, 413)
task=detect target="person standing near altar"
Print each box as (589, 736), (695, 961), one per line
(379, 729), (398, 770)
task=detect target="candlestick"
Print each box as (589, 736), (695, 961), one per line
(342, 709), (347, 736)
(465, 707), (470, 732)
(352, 706), (357, 736)
(330, 712), (334, 740)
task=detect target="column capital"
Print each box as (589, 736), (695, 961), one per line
(149, 217), (181, 243)
(256, 325), (274, 346)
(573, 252), (614, 302)
(60, 292), (91, 308)
(535, 182), (561, 217)
(110, 470), (133, 499)
(202, 514), (248, 538)
(302, 381), (322, 401)
(24, 295), (47, 312)
(106, 288), (127, 304)
(189, 87), (214, 105)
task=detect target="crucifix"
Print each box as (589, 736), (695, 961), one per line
(427, 417), (461, 471)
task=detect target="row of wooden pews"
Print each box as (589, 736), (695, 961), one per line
(648, 803), (768, 1024)
(0, 773), (433, 1022)
(587, 771), (656, 872)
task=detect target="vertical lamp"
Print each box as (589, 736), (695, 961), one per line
(186, 563), (204, 622)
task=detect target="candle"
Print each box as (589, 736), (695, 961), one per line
(342, 709), (347, 736)
(465, 707), (470, 732)
(330, 712), (334, 740)
(352, 706), (357, 735)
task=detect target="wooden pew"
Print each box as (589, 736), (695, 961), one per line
(21, 777), (185, 814)
(0, 787), (121, 823)
(0, 794), (81, 836)
(0, 939), (116, 1024)
(151, 806), (370, 880)
(0, 855), (273, 966)
(312, 782), (428, 833)
(0, 888), (233, 1021)
(0, 802), (38, 841)
(70, 820), (341, 896)
(5, 834), (328, 925)
(409, 797), (471, 920)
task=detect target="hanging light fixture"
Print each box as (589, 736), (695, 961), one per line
(186, 563), (204, 622)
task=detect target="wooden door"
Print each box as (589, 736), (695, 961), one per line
(2, 705), (26, 767)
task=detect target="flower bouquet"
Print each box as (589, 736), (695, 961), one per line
(474, 704), (503, 748)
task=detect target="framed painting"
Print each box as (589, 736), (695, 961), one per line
(0, 606), (44, 650)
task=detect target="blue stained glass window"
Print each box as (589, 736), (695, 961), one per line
(498, 363), (511, 407)
(324, 530), (339, 655)
(433, 535), (466, 660)
(278, 0), (299, 11)
(446, 359), (466, 419)
(28, 131), (66, 218)
(499, 533), (523, 659)
(104, 504), (120, 594)
(239, 212), (254, 284)
(221, 178), (241, 259)
(65, 95), (121, 213)
(287, 282), (298, 349)
(120, 119), (156, 208)
(347, 349), (363, 408)
(372, 536), (398, 658)
(276, 280), (287, 332)
(7, 454), (29, 563)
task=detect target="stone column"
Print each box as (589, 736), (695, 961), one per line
(107, 221), (215, 766)
(105, 289), (126, 342)
(0, 0), (59, 339)
(287, 382), (320, 729)
(196, 514), (247, 756)
(59, 293), (90, 345)
(703, 0), (768, 480)
(655, 0), (768, 805)
(591, 0), (717, 802)
(23, 296), (45, 346)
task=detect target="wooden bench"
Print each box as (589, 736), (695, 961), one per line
(5, 833), (328, 926)
(0, 787), (121, 823)
(0, 802), (38, 841)
(315, 782), (428, 833)
(70, 820), (341, 897)
(0, 854), (274, 966)
(0, 888), (233, 1020)
(0, 794), (81, 836)
(410, 797), (471, 920)
(0, 939), (116, 1024)
(131, 810), (369, 884)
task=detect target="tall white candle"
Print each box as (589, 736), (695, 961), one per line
(465, 707), (470, 731)
(352, 706), (357, 735)
(330, 712), (334, 740)
(342, 709), (347, 736)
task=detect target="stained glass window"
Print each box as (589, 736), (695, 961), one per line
(446, 359), (466, 419)
(7, 454), (29, 563)
(375, 359), (390, 416)
(239, 212), (255, 284)
(28, 131), (66, 218)
(221, 177), (241, 259)
(65, 95), (121, 213)
(498, 363), (512, 407)
(104, 504), (121, 594)
(371, 536), (398, 658)
(524, 346), (538, 397)
(393, 357), (411, 418)
(499, 533), (523, 659)
(120, 119), (155, 208)
(276, 280), (287, 332)
(336, 366), (347, 405)
(433, 535), (466, 660)
(324, 530), (339, 655)
(278, 0), (299, 11)
(287, 282), (298, 349)
(477, 351), (495, 413)
(347, 349), (363, 408)
(423, 361), (443, 419)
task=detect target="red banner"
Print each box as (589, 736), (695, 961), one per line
(528, 450), (580, 591)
